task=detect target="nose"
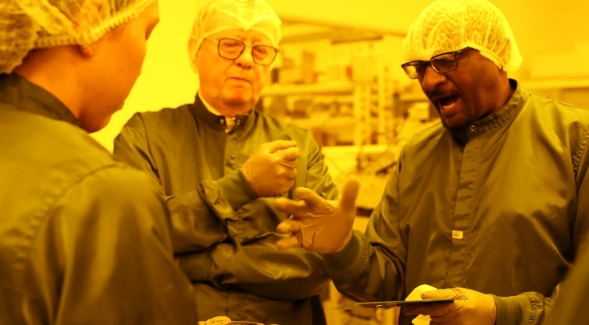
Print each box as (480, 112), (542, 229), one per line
(420, 65), (447, 93)
(235, 46), (254, 69)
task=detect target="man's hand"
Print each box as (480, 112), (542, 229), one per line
(242, 140), (299, 197)
(274, 178), (359, 254)
(403, 287), (497, 325)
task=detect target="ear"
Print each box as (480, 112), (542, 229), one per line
(189, 39), (200, 61)
(79, 44), (97, 57)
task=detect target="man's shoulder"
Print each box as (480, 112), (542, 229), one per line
(0, 106), (160, 203)
(1, 108), (117, 170)
(524, 91), (589, 122)
(125, 104), (194, 130)
(68, 164), (163, 207)
(0, 113), (163, 256)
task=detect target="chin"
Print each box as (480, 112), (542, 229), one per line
(227, 96), (256, 107)
(441, 117), (468, 131)
(83, 116), (112, 133)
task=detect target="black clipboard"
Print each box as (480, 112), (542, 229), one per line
(335, 298), (466, 309)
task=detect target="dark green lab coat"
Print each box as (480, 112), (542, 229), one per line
(114, 95), (339, 325)
(541, 240), (589, 325)
(323, 80), (589, 325)
(0, 73), (196, 325)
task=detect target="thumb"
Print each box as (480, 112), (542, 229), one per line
(277, 146), (300, 161)
(265, 140), (298, 152)
(339, 177), (360, 213)
(422, 288), (464, 300)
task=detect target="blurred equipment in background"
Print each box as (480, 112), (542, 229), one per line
(261, 19), (438, 325)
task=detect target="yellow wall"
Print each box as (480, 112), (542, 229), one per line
(91, 0), (200, 150)
(91, 0), (589, 151)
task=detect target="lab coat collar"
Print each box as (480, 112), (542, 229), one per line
(191, 92), (254, 134)
(450, 79), (524, 143)
(0, 73), (81, 128)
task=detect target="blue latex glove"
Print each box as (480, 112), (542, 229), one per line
(274, 177), (359, 254)
(403, 288), (496, 325)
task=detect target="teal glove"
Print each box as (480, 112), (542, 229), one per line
(274, 177), (359, 254)
(242, 140), (299, 197)
(404, 287), (497, 325)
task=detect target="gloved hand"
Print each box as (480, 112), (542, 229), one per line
(242, 140), (299, 197)
(403, 287), (497, 325)
(197, 316), (231, 325)
(274, 177), (359, 254)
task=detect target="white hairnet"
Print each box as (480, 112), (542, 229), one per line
(188, 0), (282, 73)
(403, 0), (522, 72)
(0, 0), (155, 74)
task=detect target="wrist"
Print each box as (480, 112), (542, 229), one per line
(491, 294), (530, 325)
(332, 230), (353, 254)
(215, 169), (258, 210)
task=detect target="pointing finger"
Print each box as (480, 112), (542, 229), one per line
(340, 177), (360, 213)
(294, 187), (329, 210)
(275, 197), (309, 216)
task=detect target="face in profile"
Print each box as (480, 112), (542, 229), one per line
(417, 49), (508, 131)
(195, 29), (275, 114)
(78, 0), (160, 132)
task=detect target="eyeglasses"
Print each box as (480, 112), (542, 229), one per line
(401, 49), (467, 79)
(206, 38), (278, 66)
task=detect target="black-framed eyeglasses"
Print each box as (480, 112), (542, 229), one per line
(206, 38), (278, 66)
(401, 48), (467, 79)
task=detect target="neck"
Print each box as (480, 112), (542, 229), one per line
(498, 75), (514, 108)
(13, 47), (86, 119)
(212, 103), (251, 117)
(199, 92), (252, 117)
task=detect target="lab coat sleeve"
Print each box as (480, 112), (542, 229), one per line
(542, 240), (589, 325)
(113, 115), (257, 253)
(180, 135), (337, 300)
(302, 134), (340, 201)
(323, 150), (406, 302)
(25, 166), (196, 325)
(493, 133), (589, 325)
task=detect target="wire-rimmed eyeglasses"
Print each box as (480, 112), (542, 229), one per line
(206, 38), (278, 66)
(401, 48), (467, 79)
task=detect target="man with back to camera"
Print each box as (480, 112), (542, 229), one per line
(0, 0), (197, 324)
(113, 0), (338, 324)
(273, 0), (589, 324)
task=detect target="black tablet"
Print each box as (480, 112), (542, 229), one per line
(335, 298), (466, 309)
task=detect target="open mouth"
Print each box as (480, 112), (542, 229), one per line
(231, 77), (249, 82)
(437, 95), (459, 114)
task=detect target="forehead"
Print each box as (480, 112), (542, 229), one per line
(209, 29), (272, 44)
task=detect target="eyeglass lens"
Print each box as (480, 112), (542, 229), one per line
(218, 38), (277, 66)
(401, 52), (458, 79)
(431, 53), (457, 73)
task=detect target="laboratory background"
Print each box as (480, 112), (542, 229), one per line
(91, 1), (589, 324)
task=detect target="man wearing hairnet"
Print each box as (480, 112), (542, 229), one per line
(0, 0), (196, 324)
(113, 0), (338, 324)
(273, 0), (589, 324)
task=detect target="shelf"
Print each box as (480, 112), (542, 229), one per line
(262, 81), (355, 96)
(399, 93), (427, 102)
(285, 116), (356, 129)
